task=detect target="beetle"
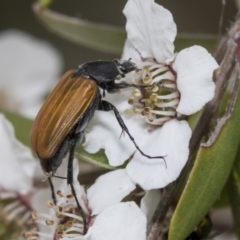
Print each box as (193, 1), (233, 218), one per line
(31, 59), (165, 232)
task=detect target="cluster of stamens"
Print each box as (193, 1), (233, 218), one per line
(54, 192), (85, 240)
(23, 190), (86, 240)
(0, 190), (37, 239)
(126, 62), (180, 125)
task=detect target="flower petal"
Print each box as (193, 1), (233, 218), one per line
(140, 190), (161, 224)
(52, 157), (89, 213)
(0, 30), (63, 118)
(126, 119), (191, 190)
(0, 114), (37, 194)
(87, 169), (136, 215)
(86, 202), (146, 240)
(83, 88), (147, 167)
(123, 0), (176, 63)
(122, 40), (142, 67)
(31, 188), (57, 240)
(173, 45), (218, 115)
(83, 111), (150, 166)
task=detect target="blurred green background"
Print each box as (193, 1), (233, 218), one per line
(0, 0), (237, 73)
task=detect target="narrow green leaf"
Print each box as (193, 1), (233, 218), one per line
(1, 110), (116, 169)
(2, 110), (33, 147)
(169, 85), (240, 240)
(228, 146), (240, 238)
(75, 148), (116, 170)
(33, 3), (126, 54)
(175, 34), (217, 52)
(33, 3), (217, 55)
(38, 0), (53, 8)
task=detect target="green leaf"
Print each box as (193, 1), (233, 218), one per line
(1, 110), (33, 147)
(75, 148), (117, 170)
(175, 34), (217, 52)
(169, 87), (240, 240)
(33, 3), (217, 55)
(38, 0), (53, 8)
(1, 110), (116, 170)
(228, 146), (240, 238)
(33, 3), (126, 54)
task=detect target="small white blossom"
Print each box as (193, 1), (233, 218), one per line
(87, 169), (136, 215)
(32, 163), (147, 240)
(0, 113), (36, 194)
(83, 0), (219, 190)
(0, 114), (45, 238)
(0, 29), (63, 118)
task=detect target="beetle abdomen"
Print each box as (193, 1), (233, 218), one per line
(31, 70), (98, 159)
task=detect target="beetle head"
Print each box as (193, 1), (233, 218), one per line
(114, 59), (137, 74)
(40, 158), (60, 177)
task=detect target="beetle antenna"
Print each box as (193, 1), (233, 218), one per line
(53, 175), (67, 179)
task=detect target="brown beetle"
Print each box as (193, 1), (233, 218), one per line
(31, 59), (165, 232)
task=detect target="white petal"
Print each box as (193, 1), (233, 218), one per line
(52, 157), (88, 213)
(173, 46), (218, 115)
(0, 30), (63, 118)
(83, 111), (150, 166)
(122, 40), (142, 67)
(86, 202), (146, 240)
(140, 190), (161, 224)
(126, 119), (191, 190)
(31, 188), (57, 239)
(123, 0), (176, 63)
(83, 79), (151, 167)
(87, 169), (136, 215)
(0, 114), (37, 194)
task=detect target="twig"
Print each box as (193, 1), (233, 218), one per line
(147, 14), (240, 240)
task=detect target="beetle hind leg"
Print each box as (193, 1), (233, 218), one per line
(98, 100), (167, 166)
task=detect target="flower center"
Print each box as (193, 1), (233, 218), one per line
(0, 190), (35, 239)
(24, 190), (91, 240)
(126, 62), (179, 125)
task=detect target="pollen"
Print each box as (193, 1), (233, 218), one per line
(47, 200), (54, 208)
(127, 62), (179, 125)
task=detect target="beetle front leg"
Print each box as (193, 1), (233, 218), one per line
(67, 134), (87, 234)
(98, 100), (166, 166)
(48, 177), (57, 205)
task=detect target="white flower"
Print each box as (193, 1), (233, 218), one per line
(0, 29), (63, 118)
(83, 0), (219, 190)
(87, 169), (136, 215)
(84, 169), (146, 240)
(0, 113), (37, 194)
(83, 202), (146, 240)
(33, 164), (147, 240)
(0, 114), (46, 238)
(27, 158), (84, 240)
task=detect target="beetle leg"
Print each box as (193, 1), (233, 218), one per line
(107, 82), (157, 92)
(48, 177), (57, 205)
(98, 100), (167, 166)
(67, 134), (87, 234)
